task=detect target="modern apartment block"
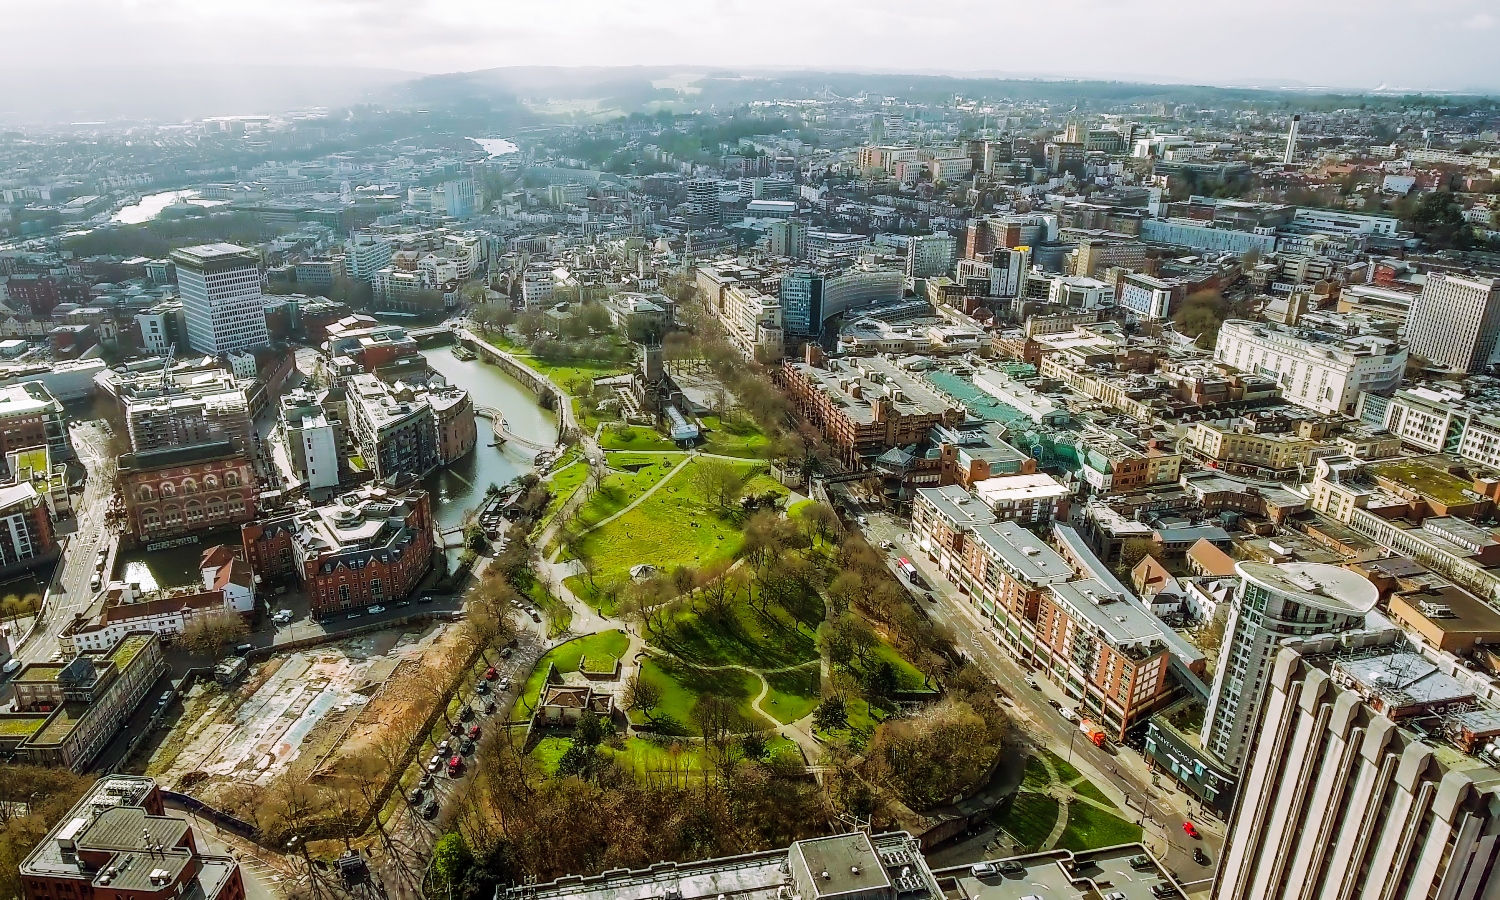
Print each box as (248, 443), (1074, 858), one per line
(1214, 633), (1500, 900)
(0, 632), (166, 770)
(1214, 319), (1406, 415)
(1379, 384), (1500, 469)
(1201, 562), (1383, 772)
(1405, 273), (1500, 373)
(0, 381), (72, 461)
(346, 374), (439, 480)
(20, 775), (245, 900)
(240, 483), (434, 616)
(171, 244), (271, 355)
(280, 390), (342, 492)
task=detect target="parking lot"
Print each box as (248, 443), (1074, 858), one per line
(935, 846), (1181, 900)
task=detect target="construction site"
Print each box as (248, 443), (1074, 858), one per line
(140, 622), (476, 833)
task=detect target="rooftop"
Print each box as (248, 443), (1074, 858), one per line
(1370, 459), (1478, 507)
(915, 485), (997, 530)
(1236, 561), (1381, 615)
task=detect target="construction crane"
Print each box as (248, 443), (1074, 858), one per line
(159, 344), (175, 393)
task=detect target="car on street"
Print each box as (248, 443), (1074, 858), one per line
(421, 800), (439, 820)
(368, 605), (385, 615)
(484, 700), (497, 714)
(407, 789), (424, 804)
(447, 755), (462, 776)
(475, 680), (489, 694)
(416, 594), (434, 604)
(879, 540), (894, 550)
(1183, 821), (1200, 838)
(468, 724), (481, 740)
(272, 610), (293, 625)
(418, 772), (433, 788)
(394, 600), (411, 608)
(346, 611), (361, 620)
(460, 737), (475, 755)
(1027, 678), (1041, 690)
(498, 677), (511, 691)
(1192, 848), (1210, 865)
(427, 755), (442, 773)
(234, 643), (254, 656)
(1059, 707), (1077, 722)
(438, 740), (450, 755)
(500, 647), (512, 659)
(530, 611), (541, 623)
(484, 667), (498, 681)
(923, 591), (935, 602)
(460, 705), (475, 721)
(90, 573), (102, 590)
(969, 863), (997, 878)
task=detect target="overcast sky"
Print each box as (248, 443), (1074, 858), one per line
(5, 0), (1500, 92)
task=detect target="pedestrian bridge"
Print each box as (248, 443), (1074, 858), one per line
(475, 406), (553, 452)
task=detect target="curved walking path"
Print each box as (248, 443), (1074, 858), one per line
(581, 454), (693, 535)
(638, 649), (824, 760)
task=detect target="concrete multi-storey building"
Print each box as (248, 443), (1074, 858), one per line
(905, 232), (957, 279)
(346, 374), (439, 480)
(427, 383), (476, 467)
(1201, 562), (1382, 772)
(281, 391), (342, 493)
(118, 442), (257, 547)
(0, 381), (72, 462)
(767, 217), (807, 259)
(171, 244), (270, 355)
(911, 485), (997, 581)
(241, 483), (434, 616)
(955, 521), (1075, 657)
(20, 775), (245, 900)
(1185, 419), (1333, 474)
(0, 479), (58, 574)
(1379, 384), (1500, 469)
(1405, 273), (1500, 373)
(344, 232), (394, 281)
(1214, 633), (1500, 900)
(1214, 319), (1406, 415)
(0, 633), (167, 770)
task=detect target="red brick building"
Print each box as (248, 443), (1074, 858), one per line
(242, 483), (434, 617)
(118, 442), (257, 545)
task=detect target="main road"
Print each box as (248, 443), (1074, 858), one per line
(12, 419), (117, 666)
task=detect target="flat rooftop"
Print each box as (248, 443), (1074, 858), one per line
(933, 844), (1178, 900)
(1236, 561), (1380, 615)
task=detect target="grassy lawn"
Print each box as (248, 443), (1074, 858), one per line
(697, 415), (770, 459)
(570, 457), (681, 532)
(652, 593), (819, 671)
(512, 630), (630, 721)
(525, 579), (572, 638)
(568, 460), (774, 607)
(1021, 755), (1052, 792)
(599, 426), (680, 452)
(762, 665), (821, 724)
(999, 791), (1061, 851)
(1057, 802), (1143, 851)
(1044, 749), (1083, 784)
(478, 332), (632, 389)
(1073, 779), (1118, 810)
(631, 656), (763, 734)
(535, 459), (590, 535)
(863, 642), (930, 691)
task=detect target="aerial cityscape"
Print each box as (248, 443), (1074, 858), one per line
(2, 13), (1500, 900)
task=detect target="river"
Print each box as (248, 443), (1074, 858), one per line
(116, 345), (559, 587)
(468, 137), (519, 159)
(421, 346), (558, 564)
(113, 190), (229, 224)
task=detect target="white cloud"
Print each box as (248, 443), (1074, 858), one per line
(1466, 11), (1496, 27)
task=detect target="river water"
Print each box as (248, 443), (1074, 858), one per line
(468, 137), (519, 158)
(116, 346), (558, 586)
(113, 190), (229, 224)
(421, 346), (558, 562)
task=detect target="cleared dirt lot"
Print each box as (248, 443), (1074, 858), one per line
(151, 623), (474, 821)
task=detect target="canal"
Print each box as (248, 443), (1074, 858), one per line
(116, 346), (559, 588)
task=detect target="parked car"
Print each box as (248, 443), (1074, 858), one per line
(530, 611), (541, 623)
(438, 740), (450, 755)
(450, 722), (464, 736)
(475, 680), (489, 694)
(394, 599), (411, 608)
(997, 861), (1024, 876)
(498, 677), (511, 691)
(1192, 848), (1210, 865)
(500, 647), (512, 659)
(416, 594), (434, 604)
(427, 755), (442, 773)
(407, 788), (424, 804)
(1059, 707), (1078, 722)
(484, 700), (497, 715)
(1151, 885), (1178, 899)
(484, 667), (498, 681)
(969, 863), (997, 878)
(460, 737), (475, 755)
(447, 755), (462, 777)
(346, 611), (362, 620)
(234, 643), (254, 656)
(460, 705), (475, 721)
(90, 573), (102, 590)
(1103, 893), (1126, 900)
(1128, 855), (1154, 870)
(418, 772), (433, 788)
(1027, 678), (1041, 690)
(368, 605), (385, 615)
(468, 724), (481, 740)
(879, 540), (894, 550)
(421, 800), (439, 820)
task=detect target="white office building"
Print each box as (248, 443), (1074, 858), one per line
(344, 232), (395, 281)
(171, 244), (270, 355)
(1380, 384), (1500, 470)
(1214, 319), (1407, 415)
(1214, 633), (1500, 900)
(1405, 274), (1500, 373)
(1201, 562), (1381, 772)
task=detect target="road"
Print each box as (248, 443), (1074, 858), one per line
(858, 508), (1222, 889)
(11, 420), (116, 667)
